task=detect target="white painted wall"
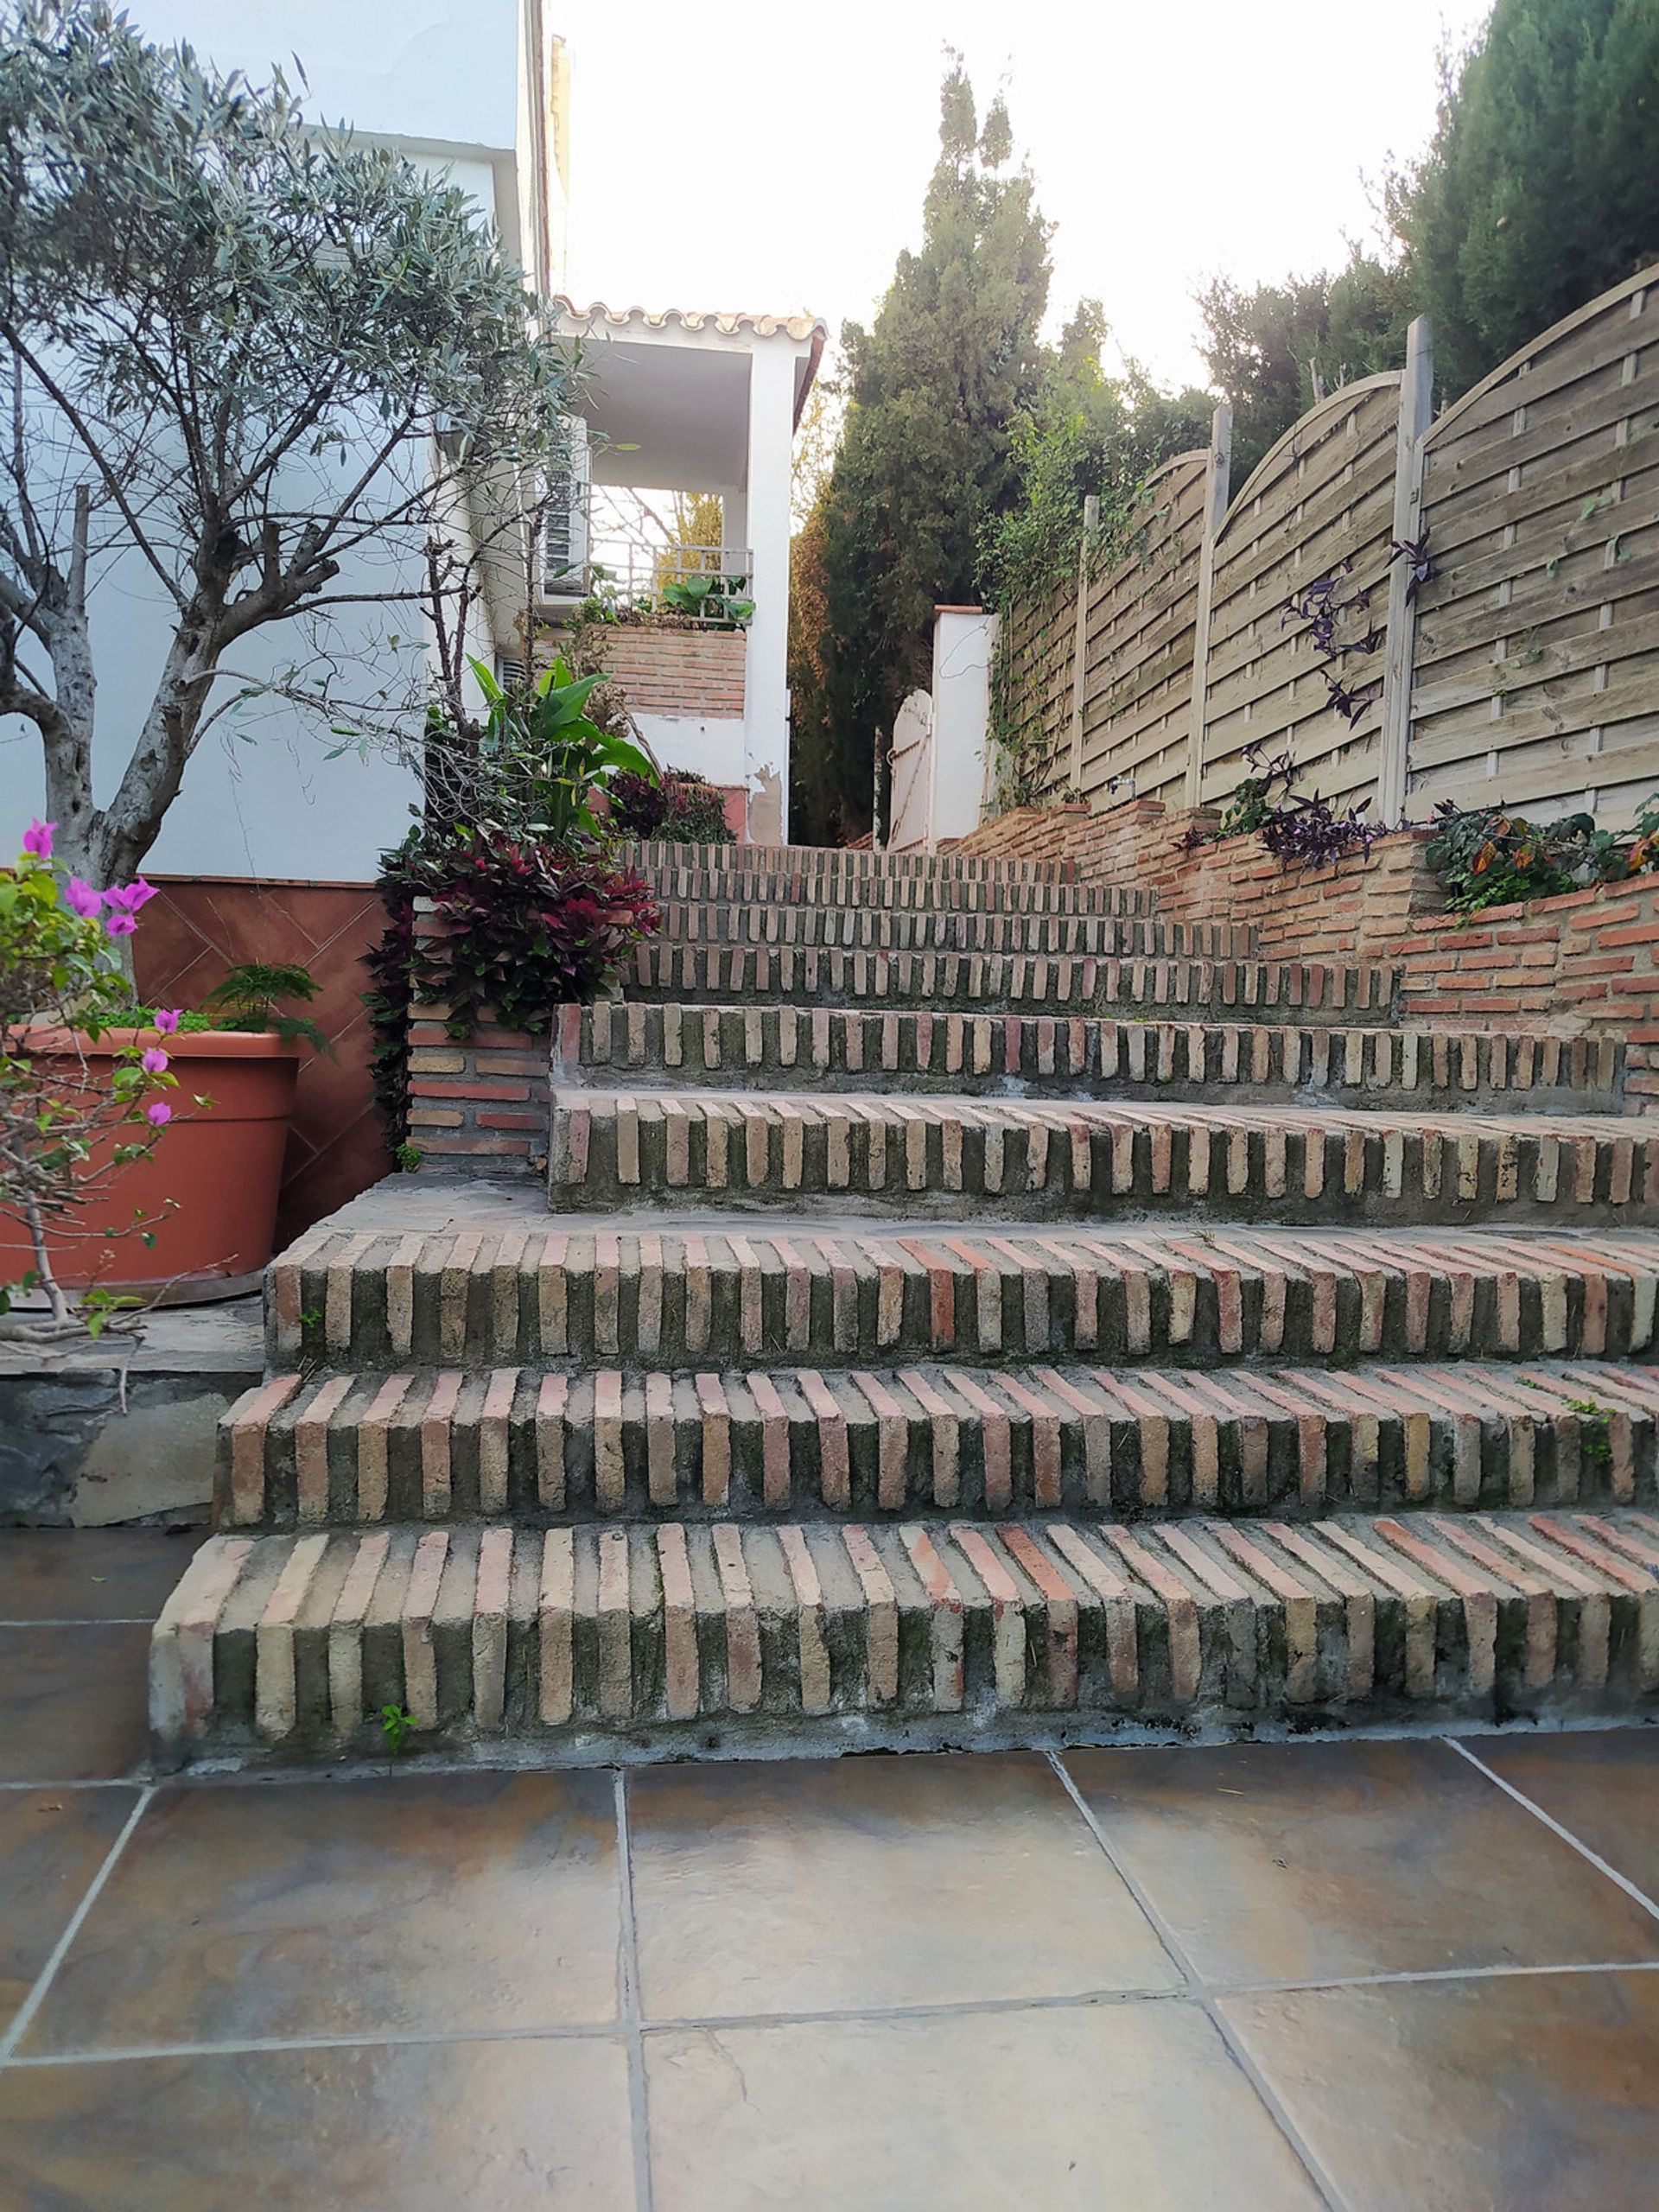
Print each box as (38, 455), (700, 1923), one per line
(742, 343), (798, 842)
(633, 716), (745, 789)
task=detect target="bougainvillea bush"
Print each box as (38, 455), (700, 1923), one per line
(0, 823), (178, 1334)
(365, 831), (658, 1152)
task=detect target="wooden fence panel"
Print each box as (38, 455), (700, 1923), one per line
(1411, 270), (1659, 825)
(1064, 453), (1206, 808)
(988, 261), (1659, 839)
(1198, 375), (1401, 813)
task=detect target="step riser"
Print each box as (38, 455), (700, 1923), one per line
(271, 1232), (1659, 1370)
(624, 948), (1395, 1022)
(649, 907), (1251, 959)
(549, 1099), (1659, 1229)
(562, 1005), (1622, 1116)
(629, 873), (1132, 916)
(219, 1364), (1659, 1530)
(153, 1511), (1659, 1767)
(617, 840), (1082, 887)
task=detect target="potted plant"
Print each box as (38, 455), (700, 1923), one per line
(0, 833), (324, 1310)
(0, 825), (177, 1336)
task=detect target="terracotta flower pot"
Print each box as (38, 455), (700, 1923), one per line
(0, 1028), (299, 1301)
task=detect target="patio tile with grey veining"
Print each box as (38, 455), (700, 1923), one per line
(645, 1999), (1323, 2211)
(1221, 1967), (1659, 2212)
(0, 1786), (140, 2038)
(0, 1624), (151, 1782)
(20, 1770), (622, 2053)
(627, 1751), (1178, 2019)
(0, 2033), (635, 2212)
(1063, 1737), (1659, 1986)
(1472, 1728), (1659, 1904)
(0, 1527), (203, 1622)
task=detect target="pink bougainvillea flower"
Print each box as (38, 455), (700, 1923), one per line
(141, 1046), (169, 1075)
(63, 876), (104, 918)
(101, 878), (157, 918)
(144, 1100), (172, 1128)
(22, 818), (54, 858)
(153, 1007), (181, 1034)
(104, 912), (138, 938)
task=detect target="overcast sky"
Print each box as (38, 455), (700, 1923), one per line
(563, 0), (1495, 390)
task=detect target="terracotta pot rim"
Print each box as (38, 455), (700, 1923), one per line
(18, 1027), (302, 1059)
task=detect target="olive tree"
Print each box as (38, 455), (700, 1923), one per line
(0, 0), (575, 885)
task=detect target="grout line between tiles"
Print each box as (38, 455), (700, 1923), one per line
(15, 1960), (1659, 2072)
(1445, 1737), (1659, 1925)
(0, 1784), (155, 2067)
(614, 1769), (656, 2212)
(1046, 1750), (1350, 2212)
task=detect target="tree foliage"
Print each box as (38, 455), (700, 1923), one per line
(981, 302), (1212, 608)
(1389, 0), (1659, 395)
(0, 0), (575, 884)
(791, 65), (1052, 843)
(1195, 251), (1413, 487)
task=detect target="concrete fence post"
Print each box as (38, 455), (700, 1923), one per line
(1183, 402), (1233, 810)
(1378, 315), (1434, 826)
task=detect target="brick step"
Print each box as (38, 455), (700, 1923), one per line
(218, 1359), (1659, 1532)
(622, 865), (1138, 917)
(559, 1002), (1621, 1115)
(272, 1210), (1659, 1370)
(151, 1506), (1659, 1766)
(622, 944), (1397, 1023)
(649, 903), (1251, 960)
(548, 1090), (1658, 1229)
(616, 838), (1089, 888)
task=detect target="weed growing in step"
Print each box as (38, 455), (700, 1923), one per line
(379, 1704), (417, 1754)
(1565, 1396), (1613, 1465)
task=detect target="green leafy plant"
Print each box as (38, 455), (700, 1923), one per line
(658, 572), (754, 627)
(200, 963), (331, 1052)
(1427, 804), (1605, 914)
(609, 766), (735, 845)
(0, 823), (177, 1336)
(365, 831), (658, 1154)
(393, 1141), (423, 1173)
(379, 1703), (416, 1754)
(1565, 1395), (1613, 1467)
(445, 656), (659, 848)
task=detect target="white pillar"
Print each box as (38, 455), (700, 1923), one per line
(742, 344), (796, 843)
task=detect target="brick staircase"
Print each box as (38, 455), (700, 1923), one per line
(151, 842), (1659, 1767)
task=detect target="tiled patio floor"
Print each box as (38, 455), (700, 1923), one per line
(4, 1531), (1659, 2209)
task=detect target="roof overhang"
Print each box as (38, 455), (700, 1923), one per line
(551, 298), (826, 494)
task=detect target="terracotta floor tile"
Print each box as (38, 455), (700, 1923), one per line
(627, 1751), (1178, 2018)
(645, 1999), (1323, 2210)
(1473, 1729), (1659, 1901)
(22, 1772), (622, 2052)
(1221, 1968), (1659, 2212)
(0, 2034), (634, 2211)
(0, 1624), (150, 1782)
(0, 1528), (204, 1622)
(1063, 1737), (1659, 1985)
(0, 1786), (140, 2036)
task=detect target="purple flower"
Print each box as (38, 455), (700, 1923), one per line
(153, 1007), (181, 1034)
(144, 1100), (171, 1128)
(22, 818), (54, 859)
(62, 876), (104, 919)
(101, 878), (157, 918)
(104, 912), (137, 938)
(141, 1046), (169, 1075)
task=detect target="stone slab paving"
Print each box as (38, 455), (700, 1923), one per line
(7, 1530), (1659, 2209)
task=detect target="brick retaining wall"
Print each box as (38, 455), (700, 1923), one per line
(958, 798), (1659, 1106)
(599, 625), (747, 720)
(404, 900), (548, 1173)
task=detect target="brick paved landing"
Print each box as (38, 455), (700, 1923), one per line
(10, 1532), (1659, 2210)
